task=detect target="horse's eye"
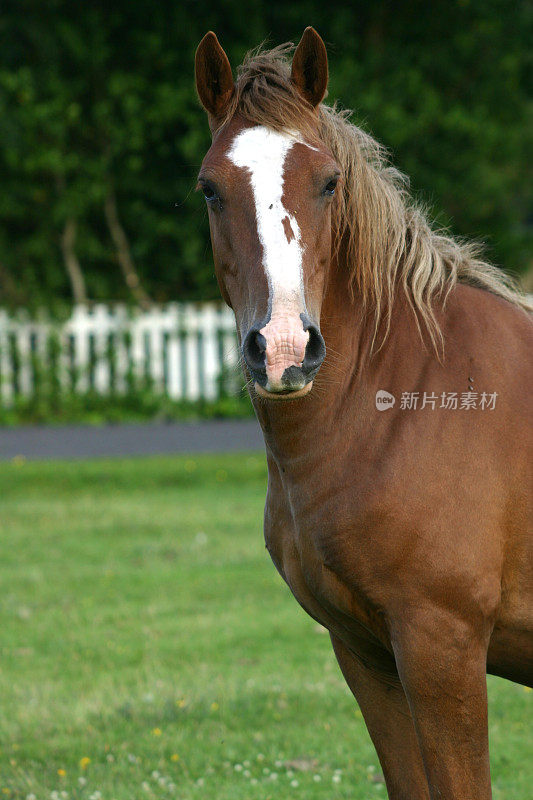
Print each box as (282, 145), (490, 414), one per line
(202, 184), (216, 200)
(323, 178), (338, 196)
(199, 180), (223, 211)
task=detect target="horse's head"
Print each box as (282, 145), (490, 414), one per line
(195, 28), (339, 399)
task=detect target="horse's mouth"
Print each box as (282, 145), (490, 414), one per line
(254, 381), (313, 401)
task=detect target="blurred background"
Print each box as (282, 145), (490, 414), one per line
(0, 0), (531, 425)
(0, 3), (531, 799)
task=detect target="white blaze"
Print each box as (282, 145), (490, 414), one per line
(228, 126), (304, 311)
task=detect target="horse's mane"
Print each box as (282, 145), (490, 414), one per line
(219, 43), (531, 351)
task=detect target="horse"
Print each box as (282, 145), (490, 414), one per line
(194, 27), (532, 799)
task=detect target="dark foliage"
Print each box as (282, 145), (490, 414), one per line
(0, 0), (531, 309)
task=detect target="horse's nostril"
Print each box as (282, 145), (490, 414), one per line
(303, 323), (326, 373)
(242, 326), (267, 373)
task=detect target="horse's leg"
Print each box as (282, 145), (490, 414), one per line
(330, 634), (430, 800)
(393, 613), (492, 799)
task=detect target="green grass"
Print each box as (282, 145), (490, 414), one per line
(0, 454), (530, 799)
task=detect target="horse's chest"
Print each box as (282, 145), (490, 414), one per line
(264, 496), (390, 656)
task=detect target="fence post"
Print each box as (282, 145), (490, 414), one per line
(0, 310), (13, 406)
(182, 304), (200, 401)
(201, 303), (221, 400)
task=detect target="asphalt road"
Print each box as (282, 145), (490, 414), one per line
(0, 420), (264, 461)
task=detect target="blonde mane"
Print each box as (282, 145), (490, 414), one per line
(219, 43), (531, 351)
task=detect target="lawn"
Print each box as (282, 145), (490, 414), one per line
(0, 454), (530, 799)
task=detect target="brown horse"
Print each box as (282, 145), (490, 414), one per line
(194, 28), (532, 799)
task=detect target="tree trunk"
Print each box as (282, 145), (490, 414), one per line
(60, 217), (88, 304)
(104, 188), (151, 309)
(0, 259), (22, 305)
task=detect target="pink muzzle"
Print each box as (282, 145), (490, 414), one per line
(260, 314), (310, 390)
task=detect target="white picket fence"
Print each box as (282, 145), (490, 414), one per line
(0, 303), (241, 404)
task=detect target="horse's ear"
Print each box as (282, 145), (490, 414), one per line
(291, 27), (328, 109)
(195, 32), (234, 119)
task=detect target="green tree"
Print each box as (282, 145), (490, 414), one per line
(0, 0), (531, 309)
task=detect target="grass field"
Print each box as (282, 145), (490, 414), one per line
(0, 454), (531, 799)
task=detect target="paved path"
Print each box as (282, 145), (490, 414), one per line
(0, 420), (264, 461)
